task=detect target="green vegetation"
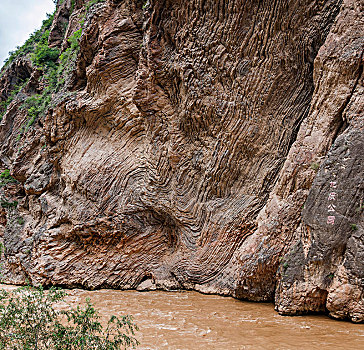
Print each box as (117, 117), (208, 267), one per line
(0, 286), (139, 349)
(17, 23), (64, 137)
(0, 4), (142, 346)
(16, 217), (25, 225)
(351, 224), (358, 231)
(0, 200), (18, 209)
(1, 0), (107, 137)
(85, 0), (105, 12)
(310, 162), (320, 171)
(17, 28), (76, 138)
(0, 237), (139, 349)
(31, 29), (60, 70)
(1, 9), (82, 140)
(0, 170), (17, 187)
(1, 15), (54, 72)
(56, 28), (82, 88)
(279, 258), (289, 272)
(0, 13), (59, 134)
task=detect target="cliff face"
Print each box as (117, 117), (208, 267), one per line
(0, 0), (363, 322)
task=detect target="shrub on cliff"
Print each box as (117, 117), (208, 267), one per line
(0, 170), (17, 187)
(0, 286), (139, 349)
(31, 30), (60, 70)
(1, 0), (107, 136)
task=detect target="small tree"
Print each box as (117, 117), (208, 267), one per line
(0, 286), (139, 350)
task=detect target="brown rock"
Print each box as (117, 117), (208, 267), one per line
(0, 0), (363, 322)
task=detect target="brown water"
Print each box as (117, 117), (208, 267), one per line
(3, 286), (364, 349)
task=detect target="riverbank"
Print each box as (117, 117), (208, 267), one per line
(1, 285), (362, 349)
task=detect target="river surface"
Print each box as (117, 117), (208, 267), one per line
(2, 286), (364, 349)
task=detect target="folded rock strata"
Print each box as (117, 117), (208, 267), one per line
(0, 0), (363, 322)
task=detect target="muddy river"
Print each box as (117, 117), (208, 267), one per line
(2, 286), (364, 349)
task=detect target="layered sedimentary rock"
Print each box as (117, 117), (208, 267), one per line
(0, 0), (363, 322)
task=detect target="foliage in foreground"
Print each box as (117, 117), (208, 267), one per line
(0, 286), (139, 350)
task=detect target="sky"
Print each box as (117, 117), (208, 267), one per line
(0, 0), (55, 66)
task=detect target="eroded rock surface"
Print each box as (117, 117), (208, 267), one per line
(0, 0), (363, 322)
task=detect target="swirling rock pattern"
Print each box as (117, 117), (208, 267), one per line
(0, 0), (363, 322)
